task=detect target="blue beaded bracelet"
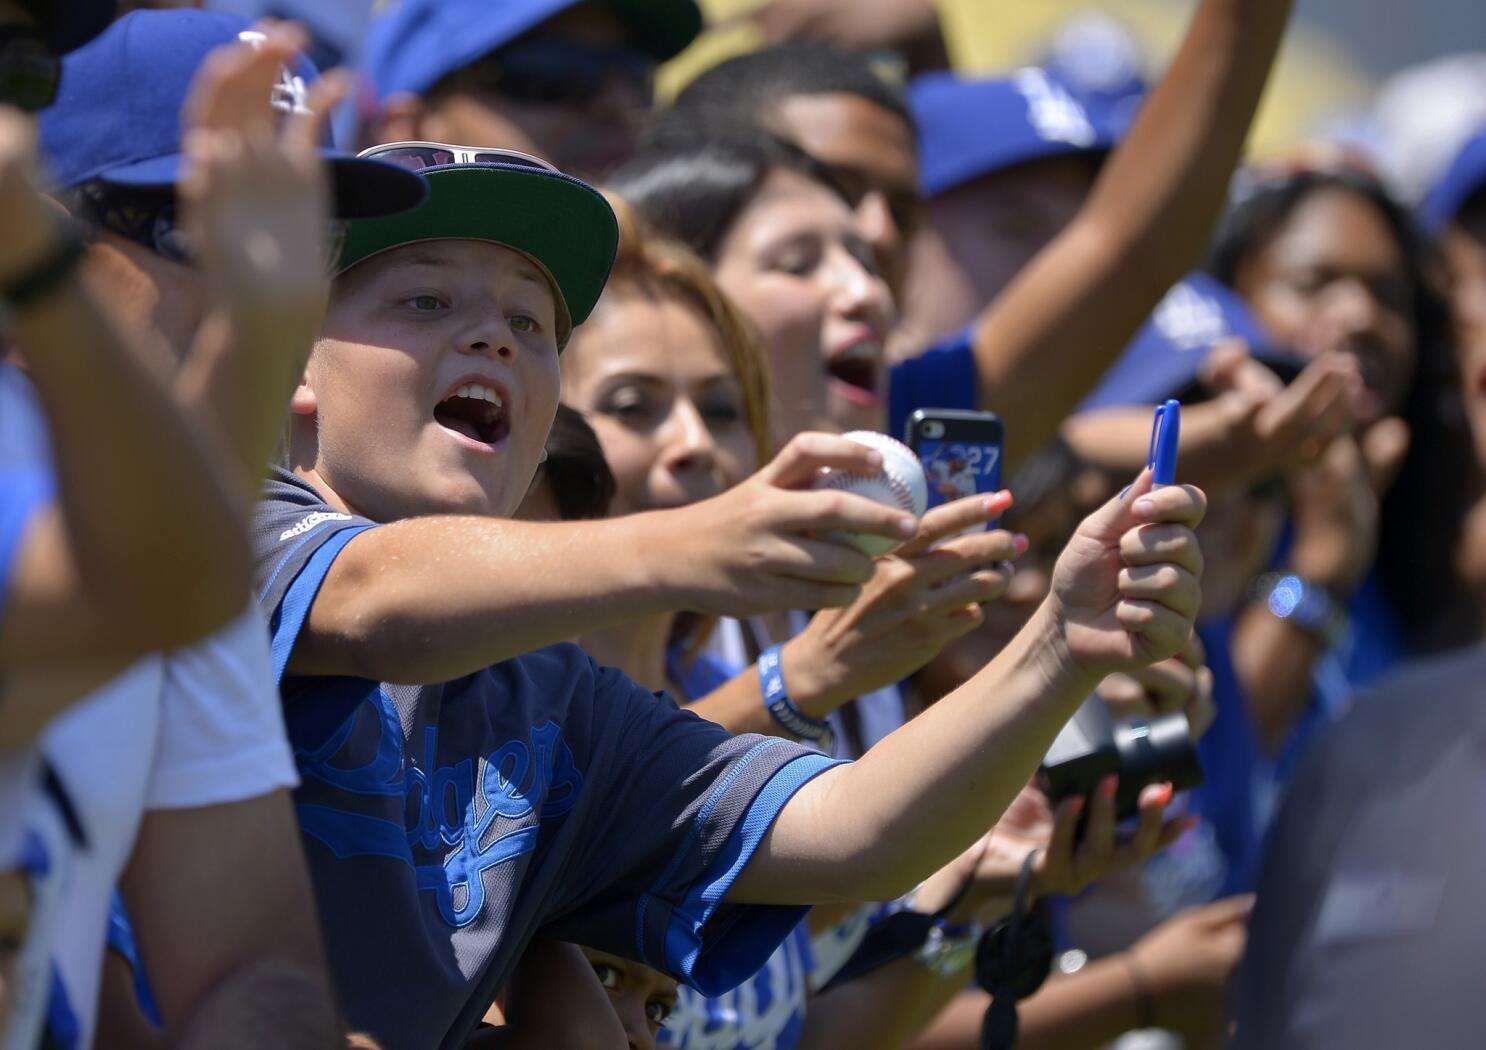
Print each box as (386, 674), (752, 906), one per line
(758, 644), (834, 750)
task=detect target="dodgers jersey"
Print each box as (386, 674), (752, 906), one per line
(255, 469), (844, 1050)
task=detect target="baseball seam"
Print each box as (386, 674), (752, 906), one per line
(819, 468), (917, 513)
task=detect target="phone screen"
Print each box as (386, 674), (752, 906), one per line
(907, 409), (1006, 526)
(918, 440), (1003, 509)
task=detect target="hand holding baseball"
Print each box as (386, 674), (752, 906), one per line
(780, 490), (1023, 717)
(1044, 468), (1206, 678)
(651, 432), (922, 617)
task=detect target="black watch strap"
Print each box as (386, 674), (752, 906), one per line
(2, 230), (85, 313)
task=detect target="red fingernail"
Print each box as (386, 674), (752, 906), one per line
(1100, 775), (1118, 797)
(1153, 783), (1174, 807)
(984, 490), (1013, 514)
(1013, 533), (1030, 556)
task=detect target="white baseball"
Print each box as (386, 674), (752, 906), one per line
(812, 431), (928, 557)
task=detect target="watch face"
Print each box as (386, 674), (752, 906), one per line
(1267, 574), (1345, 640)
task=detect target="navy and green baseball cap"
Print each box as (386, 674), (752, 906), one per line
(337, 144), (620, 349)
(909, 67), (1127, 198)
(362, 0), (703, 103)
(37, 10), (427, 220)
(1421, 129), (1486, 232)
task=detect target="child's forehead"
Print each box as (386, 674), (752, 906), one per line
(343, 239), (557, 299)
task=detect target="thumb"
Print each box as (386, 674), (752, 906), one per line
(1200, 893), (1257, 927)
(1077, 467), (1153, 544)
(1360, 417), (1410, 495)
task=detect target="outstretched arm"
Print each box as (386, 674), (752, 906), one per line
(729, 471), (1206, 904)
(291, 434), (918, 683)
(972, 0), (1293, 470)
(686, 492), (1017, 737)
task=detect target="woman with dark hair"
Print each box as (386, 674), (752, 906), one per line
(1204, 165), (1477, 756)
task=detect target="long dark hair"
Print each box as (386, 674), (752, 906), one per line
(1210, 168), (1477, 652)
(606, 126), (854, 263)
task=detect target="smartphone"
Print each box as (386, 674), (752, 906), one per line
(905, 409), (1005, 525)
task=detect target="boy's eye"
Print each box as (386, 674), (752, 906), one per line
(591, 963), (619, 990)
(509, 313), (539, 333)
(646, 999), (674, 1025)
(408, 294), (445, 312)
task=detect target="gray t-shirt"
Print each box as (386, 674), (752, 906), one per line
(255, 469), (842, 1050)
(1235, 645), (1486, 1048)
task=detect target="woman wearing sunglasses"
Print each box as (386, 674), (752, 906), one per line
(255, 138), (1208, 1049)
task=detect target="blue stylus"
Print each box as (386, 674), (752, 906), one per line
(1147, 399), (1181, 486)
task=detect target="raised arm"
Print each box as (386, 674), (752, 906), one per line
(0, 110), (249, 693)
(727, 470), (1206, 905)
(973, 0), (1292, 470)
(173, 26), (343, 500)
(291, 434), (919, 683)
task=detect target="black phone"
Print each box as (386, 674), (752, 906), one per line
(905, 409), (1005, 526)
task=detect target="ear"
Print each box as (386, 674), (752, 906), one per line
(374, 93), (427, 144)
(290, 366), (318, 418)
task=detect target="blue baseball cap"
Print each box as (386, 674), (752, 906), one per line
(363, 0), (703, 104)
(21, 0), (116, 55)
(38, 10), (428, 220)
(1080, 273), (1303, 410)
(909, 67), (1127, 198)
(1420, 129), (1486, 232)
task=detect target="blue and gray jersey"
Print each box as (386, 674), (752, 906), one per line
(253, 469), (842, 1050)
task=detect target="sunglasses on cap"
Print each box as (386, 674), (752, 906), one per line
(360, 140), (559, 173)
(0, 24), (59, 112)
(66, 182), (349, 273)
(444, 39), (654, 108)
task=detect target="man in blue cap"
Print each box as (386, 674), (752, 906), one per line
(361, 0), (702, 177)
(899, 68), (1124, 348)
(17, 10), (425, 1046)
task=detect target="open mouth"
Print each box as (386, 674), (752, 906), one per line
(433, 382), (510, 447)
(825, 342), (883, 405)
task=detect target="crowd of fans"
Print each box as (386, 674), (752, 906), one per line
(1, 0), (1484, 1047)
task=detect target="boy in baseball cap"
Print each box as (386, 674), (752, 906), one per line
(361, 0), (702, 177)
(260, 137), (1209, 1048)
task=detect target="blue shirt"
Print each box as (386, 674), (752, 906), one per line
(887, 329), (978, 443)
(0, 362), (54, 625)
(660, 644), (815, 1050)
(254, 470), (843, 1050)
